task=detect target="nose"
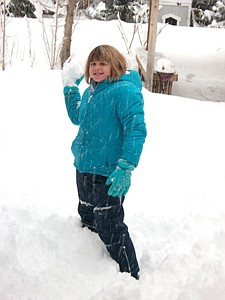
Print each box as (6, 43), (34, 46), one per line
(95, 63), (101, 70)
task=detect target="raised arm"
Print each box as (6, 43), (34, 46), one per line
(62, 55), (85, 125)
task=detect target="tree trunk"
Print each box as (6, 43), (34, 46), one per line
(52, 0), (59, 69)
(60, 0), (76, 69)
(145, 0), (152, 51)
(1, 0), (6, 70)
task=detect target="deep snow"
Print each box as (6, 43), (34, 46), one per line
(0, 17), (225, 300)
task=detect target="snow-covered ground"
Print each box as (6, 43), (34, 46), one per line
(0, 18), (225, 300)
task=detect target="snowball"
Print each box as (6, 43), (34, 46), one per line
(62, 54), (85, 87)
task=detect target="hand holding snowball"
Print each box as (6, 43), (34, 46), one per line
(62, 54), (85, 87)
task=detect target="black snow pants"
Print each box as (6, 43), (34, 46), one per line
(76, 170), (140, 277)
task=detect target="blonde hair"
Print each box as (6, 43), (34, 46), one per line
(84, 45), (128, 83)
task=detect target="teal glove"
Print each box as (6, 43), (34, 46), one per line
(63, 75), (84, 96)
(75, 74), (84, 86)
(106, 159), (135, 197)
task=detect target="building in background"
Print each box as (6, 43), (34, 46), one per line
(158, 0), (192, 26)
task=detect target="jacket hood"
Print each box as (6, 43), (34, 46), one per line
(118, 69), (142, 91)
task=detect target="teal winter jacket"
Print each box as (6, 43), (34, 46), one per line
(63, 70), (147, 176)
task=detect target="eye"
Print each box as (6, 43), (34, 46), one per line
(100, 62), (108, 66)
(90, 62), (96, 66)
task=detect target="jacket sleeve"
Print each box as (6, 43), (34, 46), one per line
(63, 85), (81, 125)
(116, 85), (147, 167)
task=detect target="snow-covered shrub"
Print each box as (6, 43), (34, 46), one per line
(213, 0), (225, 22)
(86, 1), (115, 21)
(85, 0), (149, 23)
(201, 9), (215, 25)
(192, 0), (225, 27)
(5, 0), (36, 18)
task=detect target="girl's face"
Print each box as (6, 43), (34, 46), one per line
(89, 61), (111, 82)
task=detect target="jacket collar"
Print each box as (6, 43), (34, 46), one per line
(90, 78), (110, 94)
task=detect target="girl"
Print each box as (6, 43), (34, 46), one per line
(63, 45), (147, 279)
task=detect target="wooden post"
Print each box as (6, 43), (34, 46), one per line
(146, 0), (152, 51)
(1, 0), (6, 70)
(145, 0), (159, 92)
